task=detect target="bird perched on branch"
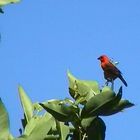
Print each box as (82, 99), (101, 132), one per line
(98, 55), (127, 87)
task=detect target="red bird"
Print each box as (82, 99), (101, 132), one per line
(98, 55), (127, 87)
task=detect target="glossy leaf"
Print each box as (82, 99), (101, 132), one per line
(0, 98), (10, 140)
(68, 71), (100, 104)
(13, 113), (55, 140)
(81, 86), (134, 117)
(101, 100), (134, 116)
(86, 117), (106, 140)
(18, 85), (33, 123)
(39, 100), (78, 122)
(81, 116), (97, 130)
(82, 80), (100, 94)
(96, 86), (122, 116)
(25, 113), (54, 139)
(56, 121), (70, 140)
(81, 86), (115, 118)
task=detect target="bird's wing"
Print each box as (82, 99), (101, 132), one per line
(105, 62), (122, 75)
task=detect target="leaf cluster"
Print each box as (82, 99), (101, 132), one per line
(0, 72), (134, 140)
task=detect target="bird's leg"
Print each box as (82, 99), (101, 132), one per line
(105, 80), (109, 86)
(111, 79), (114, 90)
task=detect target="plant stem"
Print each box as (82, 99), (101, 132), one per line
(82, 133), (87, 140)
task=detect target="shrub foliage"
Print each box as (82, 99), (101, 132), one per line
(0, 72), (134, 140)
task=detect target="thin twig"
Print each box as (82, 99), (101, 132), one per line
(82, 133), (87, 140)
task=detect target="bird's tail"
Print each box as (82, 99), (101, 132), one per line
(119, 75), (128, 87)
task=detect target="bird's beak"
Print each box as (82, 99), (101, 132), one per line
(97, 57), (100, 60)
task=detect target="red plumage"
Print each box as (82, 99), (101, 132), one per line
(98, 55), (127, 87)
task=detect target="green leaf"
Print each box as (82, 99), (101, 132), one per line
(0, 0), (20, 6)
(29, 114), (55, 140)
(24, 113), (54, 139)
(0, 98), (10, 140)
(81, 86), (134, 117)
(74, 96), (87, 105)
(56, 121), (70, 140)
(23, 117), (38, 136)
(86, 117), (106, 140)
(39, 100), (78, 122)
(101, 100), (134, 116)
(81, 86), (115, 118)
(82, 80), (100, 94)
(96, 86), (122, 116)
(81, 116), (97, 130)
(18, 85), (33, 123)
(67, 71), (100, 104)
(13, 113), (55, 140)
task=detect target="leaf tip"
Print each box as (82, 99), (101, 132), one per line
(67, 69), (71, 76)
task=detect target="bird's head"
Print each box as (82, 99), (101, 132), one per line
(98, 55), (109, 63)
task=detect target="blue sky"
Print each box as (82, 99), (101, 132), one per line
(0, 0), (140, 139)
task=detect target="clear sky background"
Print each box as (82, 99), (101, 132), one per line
(0, 0), (140, 139)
